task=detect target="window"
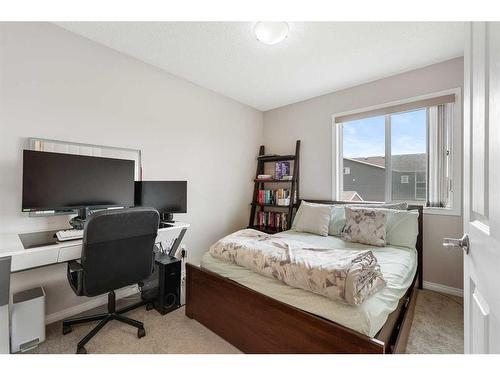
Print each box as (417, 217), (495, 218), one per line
(341, 115), (386, 202)
(334, 92), (459, 211)
(391, 109), (427, 204)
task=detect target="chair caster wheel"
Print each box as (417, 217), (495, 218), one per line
(76, 346), (87, 354)
(146, 303), (154, 311)
(62, 325), (72, 335)
(138, 327), (146, 338)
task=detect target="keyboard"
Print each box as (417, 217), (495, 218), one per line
(56, 229), (84, 242)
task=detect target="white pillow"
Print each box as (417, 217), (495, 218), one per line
(293, 201), (332, 236)
(292, 201), (333, 229)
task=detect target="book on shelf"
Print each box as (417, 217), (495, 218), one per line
(257, 211), (288, 231)
(257, 174), (273, 180)
(257, 188), (296, 206)
(275, 161), (291, 180)
(256, 175), (293, 182)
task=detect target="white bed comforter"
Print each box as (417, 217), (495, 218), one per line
(209, 229), (386, 305)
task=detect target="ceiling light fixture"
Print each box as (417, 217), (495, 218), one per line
(254, 22), (289, 45)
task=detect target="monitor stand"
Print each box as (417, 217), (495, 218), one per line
(159, 222), (174, 229)
(69, 207), (88, 230)
(161, 212), (174, 223)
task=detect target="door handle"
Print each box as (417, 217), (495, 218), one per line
(443, 234), (470, 255)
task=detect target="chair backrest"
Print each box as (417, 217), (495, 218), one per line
(80, 207), (159, 297)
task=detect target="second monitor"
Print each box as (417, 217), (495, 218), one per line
(135, 181), (187, 222)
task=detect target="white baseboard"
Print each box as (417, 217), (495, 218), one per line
(45, 285), (139, 325)
(423, 281), (463, 298)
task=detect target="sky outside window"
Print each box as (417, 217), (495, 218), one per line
(391, 109), (426, 155)
(343, 116), (385, 158)
(342, 109), (427, 157)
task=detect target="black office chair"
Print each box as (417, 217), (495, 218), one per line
(62, 207), (159, 354)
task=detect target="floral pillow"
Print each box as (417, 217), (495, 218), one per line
(341, 207), (387, 247)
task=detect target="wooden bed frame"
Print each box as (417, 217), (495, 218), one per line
(185, 201), (423, 354)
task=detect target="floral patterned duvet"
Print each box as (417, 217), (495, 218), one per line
(209, 229), (386, 305)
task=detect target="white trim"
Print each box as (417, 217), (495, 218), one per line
(423, 281), (464, 298)
(331, 87), (462, 216)
(463, 22), (473, 355)
(423, 206), (461, 216)
(45, 285), (139, 325)
(331, 123), (343, 200)
(384, 114), (392, 202)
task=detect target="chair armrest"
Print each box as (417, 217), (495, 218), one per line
(67, 260), (84, 296)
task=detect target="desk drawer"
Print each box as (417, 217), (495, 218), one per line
(58, 244), (82, 263)
(11, 248), (60, 272)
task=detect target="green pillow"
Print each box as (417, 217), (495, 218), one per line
(293, 202), (417, 247)
(384, 209), (419, 248)
(328, 202), (409, 237)
(328, 206), (346, 236)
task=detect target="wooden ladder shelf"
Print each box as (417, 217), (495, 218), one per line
(248, 140), (301, 234)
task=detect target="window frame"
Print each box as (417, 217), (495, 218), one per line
(331, 88), (462, 216)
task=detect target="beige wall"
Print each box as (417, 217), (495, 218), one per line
(263, 57), (464, 290)
(0, 23), (263, 317)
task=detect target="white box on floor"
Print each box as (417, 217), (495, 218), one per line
(10, 286), (46, 353)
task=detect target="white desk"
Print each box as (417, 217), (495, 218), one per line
(0, 222), (189, 272)
(0, 221), (189, 353)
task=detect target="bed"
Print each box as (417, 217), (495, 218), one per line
(185, 201), (423, 354)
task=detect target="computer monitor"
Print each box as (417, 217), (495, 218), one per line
(134, 181), (187, 221)
(22, 150), (135, 223)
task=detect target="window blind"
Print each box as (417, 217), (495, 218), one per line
(427, 103), (453, 207)
(335, 94), (455, 124)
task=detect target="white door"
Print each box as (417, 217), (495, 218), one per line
(460, 21), (500, 353)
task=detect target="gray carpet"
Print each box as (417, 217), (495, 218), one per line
(406, 289), (463, 354)
(28, 289), (462, 354)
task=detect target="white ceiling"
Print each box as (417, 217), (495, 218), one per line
(55, 22), (465, 111)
